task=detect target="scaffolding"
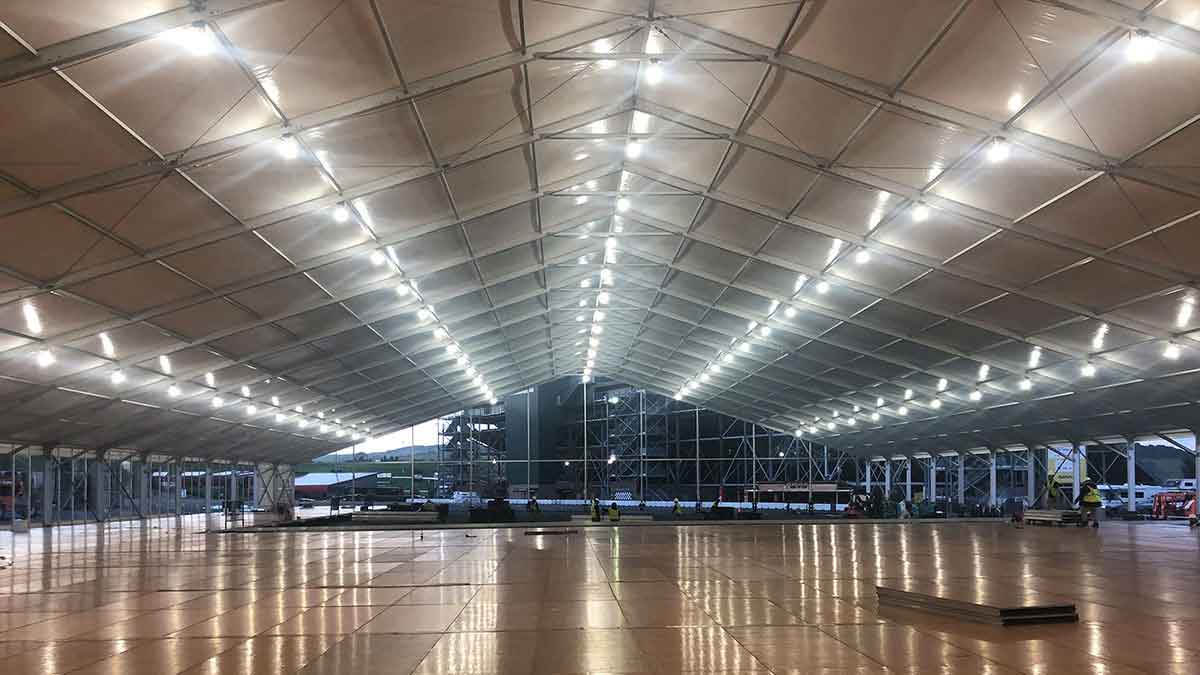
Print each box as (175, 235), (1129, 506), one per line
(438, 404), (507, 497)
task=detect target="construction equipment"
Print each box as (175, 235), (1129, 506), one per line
(1150, 492), (1196, 520)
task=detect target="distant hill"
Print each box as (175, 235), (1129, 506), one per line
(314, 445), (442, 463)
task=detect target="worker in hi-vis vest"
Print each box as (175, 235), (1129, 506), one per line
(1075, 480), (1102, 528)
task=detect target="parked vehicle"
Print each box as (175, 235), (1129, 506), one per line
(1162, 478), (1197, 491)
(1097, 483), (1168, 512)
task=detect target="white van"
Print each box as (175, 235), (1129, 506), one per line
(1097, 483), (1168, 511)
(1162, 478), (1197, 491)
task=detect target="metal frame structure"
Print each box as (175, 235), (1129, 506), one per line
(0, 1), (1198, 488)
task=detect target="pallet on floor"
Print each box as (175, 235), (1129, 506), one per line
(876, 586), (1078, 625)
(1022, 509), (1082, 525)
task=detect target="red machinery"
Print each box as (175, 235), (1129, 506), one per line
(1151, 491), (1196, 522)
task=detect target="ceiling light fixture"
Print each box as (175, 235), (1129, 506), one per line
(211, 396), (224, 408)
(816, 280), (830, 294)
(110, 370), (126, 385)
(22, 302), (42, 335)
(616, 197), (630, 212)
(204, 372), (215, 387)
(784, 306), (797, 318)
(168, 384), (181, 398)
(1081, 362), (1097, 377)
(897, 406), (908, 416)
(870, 412), (880, 421)
(240, 385), (251, 397)
(1092, 323), (1109, 350)
(1164, 341), (1182, 359)
(978, 363), (990, 381)
(1177, 296), (1195, 327)
(395, 282), (410, 296)
(625, 141), (643, 159)
(1019, 376), (1033, 391)
(277, 134), (300, 160)
(969, 389), (982, 402)
(333, 204), (350, 223)
(1028, 346), (1042, 368)
(930, 398), (942, 409)
(99, 332), (115, 358)
(854, 249), (871, 264)
(645, 61), (664, 85)
(986, 137), (1010, 163)
(176, 21), (216, 56)
(912, 204), (930, 222)
(246, 404), (257, 415)
(1126, 29), (1158, 63)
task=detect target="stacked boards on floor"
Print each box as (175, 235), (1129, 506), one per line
(876, 586), (1078, 625)
(1022, 509), (1083, 525)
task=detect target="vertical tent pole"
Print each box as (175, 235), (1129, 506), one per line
(884, 459), (892, 499)
(694, 408), (700, 505)
(581, 381), (587, 500)
(989, 452), (998, 508)
(904, 459), (912, 501)
(1126, 443), (1136, 513)
(957, 453), (966, 506)
(1026, 448), (1036, 506)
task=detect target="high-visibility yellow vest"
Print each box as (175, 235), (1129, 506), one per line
(608, 506), (620, 521)
(1082, 487), (1102, 505)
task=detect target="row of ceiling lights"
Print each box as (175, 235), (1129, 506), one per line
(660, 280), (1195, 439)
(17, 25), (1176, 441)
(23, 303), (372, 441)
(17, 197), (514, 442)
(577, 220), (619, 383)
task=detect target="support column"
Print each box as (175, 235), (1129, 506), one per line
(988, 452), (997, 507)
(1045, 447), (1055, 508)
(230, 462), (239, 504)
(175, 460), (182, 517)
(904, 459), (912, 501)
(1026, 448), (1036, 506)
(135, 459), (149, 517)
(91, 455), (108, 521)
(42, 449), (56, 526)
(204, 463), (212, 526)
(927, 457), (936, 502)
(864, 459), (872, 492)
(884, 459), (892, 498)
(581, 383), (588, 499)
(957, 453), (965, 505)
(694, 408), (700, 505)
(1071, 443), (1081, 504)
(1126, 443), (1137, 513)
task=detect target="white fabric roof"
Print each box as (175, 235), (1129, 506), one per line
(1, 0), (1199, 463)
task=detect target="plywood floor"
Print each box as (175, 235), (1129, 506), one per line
(2, 517), (1198, 673)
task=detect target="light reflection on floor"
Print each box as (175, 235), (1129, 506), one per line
(1, 516), (1198, 673)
